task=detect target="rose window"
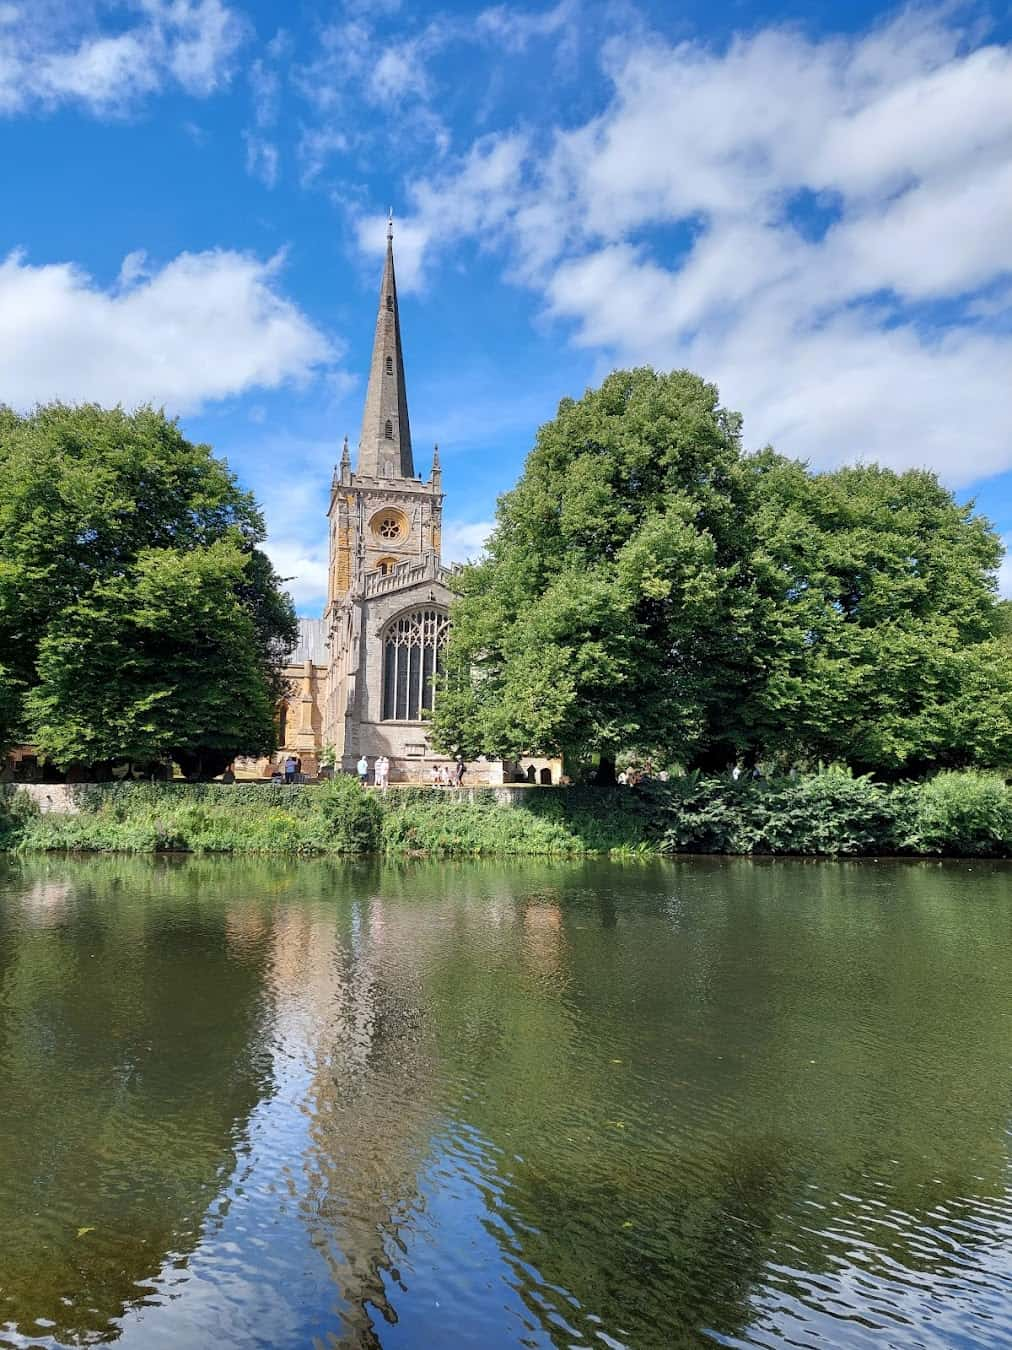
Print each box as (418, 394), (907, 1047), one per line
(378, 516), (402, 540)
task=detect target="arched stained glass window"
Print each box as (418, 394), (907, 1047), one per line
(382, 608), (450, 721)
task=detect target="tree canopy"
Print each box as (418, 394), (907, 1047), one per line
(432, 369), (1011, 778)
(0, 404), (296, 774)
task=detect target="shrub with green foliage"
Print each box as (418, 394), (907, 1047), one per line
(752, 769), (896, 855)
(0, 786), (36, 849)
(9, 780), (382, 856)
(308, 776), (383, 854)
(1, 772), (1009, 859)
(894, 771), (1012, 857)
(379, 791), (586, 857)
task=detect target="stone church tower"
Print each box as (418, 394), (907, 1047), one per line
(322, 221), (453, 774)
(277, 222), (458, 781)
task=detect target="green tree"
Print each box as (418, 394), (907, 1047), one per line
(755, 462), (1011, 774)
(433, 369), (1011, 777)
(433, 369), (778, 777)
(0, 404), (296, 774)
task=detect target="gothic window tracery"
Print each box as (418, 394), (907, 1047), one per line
(381, 607), (449, 721)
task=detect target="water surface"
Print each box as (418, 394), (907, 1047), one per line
(0, 855), (1009, 1348)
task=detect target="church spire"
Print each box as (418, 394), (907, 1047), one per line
(356, 217), (414, 479)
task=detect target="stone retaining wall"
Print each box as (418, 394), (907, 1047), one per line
(3, 781), (554, 816)
(6, 784), (81, 815)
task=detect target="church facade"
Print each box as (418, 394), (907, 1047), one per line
(275, 227), (541, 784)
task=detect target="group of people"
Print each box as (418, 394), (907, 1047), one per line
(356, 754), (390, 789)
(431, 758), (466, 788)
(617, 766), (669, 786)
(282, 755), (303, 784)
(351, 755), (465, 789)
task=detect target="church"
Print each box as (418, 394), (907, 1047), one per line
(274, 225), (557, 786)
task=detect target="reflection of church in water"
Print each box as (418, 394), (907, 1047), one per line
(277, 224), (557, 785)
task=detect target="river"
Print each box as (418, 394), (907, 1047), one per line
(0, 855), (1009, 1349)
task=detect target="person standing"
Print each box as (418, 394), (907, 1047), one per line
(357, 754), (369, 786)
(376, 755), (389, 790)
(454, 756), (465, 787)
(284, 754), (297, 785)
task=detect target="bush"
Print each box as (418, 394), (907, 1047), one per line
(2, 773), (1009, 858)
(380, 796), (585, 856)
(754, 769), (895, 855)
(309, 776), (382, 854)
(895, 772), (1012, 857)
(654, 776), (762, 854)
(0, 787), (37, 848)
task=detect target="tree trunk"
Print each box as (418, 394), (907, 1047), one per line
(594, 753), (617, 786)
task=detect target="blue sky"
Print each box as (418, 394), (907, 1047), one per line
(1, 0), (1010, 613)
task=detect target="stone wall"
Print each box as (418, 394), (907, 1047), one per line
(5, 784), (81, 814)
(2, 781), (557, 815)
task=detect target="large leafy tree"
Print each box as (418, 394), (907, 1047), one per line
(433, 369), (775, 777)
(433, 369), (1011, 777)
(754, 461), (1011, 774)
(0, 404), (296, 775)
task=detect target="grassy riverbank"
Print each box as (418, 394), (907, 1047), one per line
(2, 769), (1011, 858)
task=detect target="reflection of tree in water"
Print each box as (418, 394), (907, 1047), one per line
(0, 857), (275, 1346)
(1, 853), (1009, 1349)
(408, 857), (1012, 1348)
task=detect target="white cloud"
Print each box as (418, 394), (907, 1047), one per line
(242, 29), (291, 185)
(297, 125), (348, 185)
(162, 0), (245, 95)
(441, 518), (494, 565)
(0, 247), (334, 413)
(355, 133), (530, 290)
(0, 0), (246, 115)
(248, 54), (280, 128)
(295, 17), (445, 115)
(384, 8), (1012, 484)
(475, 0), (577, 53)
(244, 132), (279, 188)
(258, 476), (333, 611)
(296, 7), (574, 170)
(265, 538), (330, 610)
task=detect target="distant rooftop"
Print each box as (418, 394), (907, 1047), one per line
(285, 617), (327, 666)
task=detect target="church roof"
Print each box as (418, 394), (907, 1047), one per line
(286, 617), (327, 666)
(356, 219), (414, 479)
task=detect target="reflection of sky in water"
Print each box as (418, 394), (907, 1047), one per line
(1, 857), (1011, 1349)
